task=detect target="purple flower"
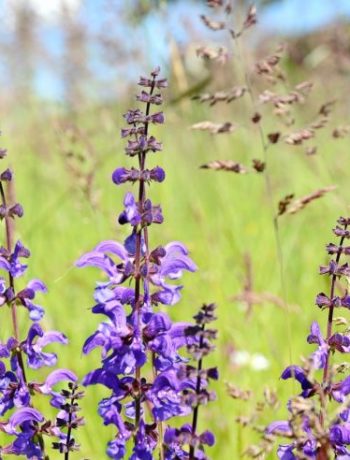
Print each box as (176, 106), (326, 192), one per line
(0, 408), (44, 459)
(112, 167), (132, 185)
(8, 203), (24, 218)
(266, 420), (292, 436)
(130, 420), (157, 460)
(16, 279), (47, 321)
(268, 217), (350, 459)
(330, 423), (350, 445)
(143, 313), (193, 369)
(114, 166), (165, 185)
(138, 74), (168, 89)
(118, 192), (141, 226)
(77, 69), (211, 458)
(306, 322), (328, 368)
(0, 168), (12, 181)
(147, 368), (193, 421)
(121, 126), (145, 138)
(124, 135), (163, 156)
(0, 240), (30, 278)
(281, 366), (315, 398)
(38, 369), (77, 408)
(76, 240), (130, 284)
(277, 444), (296, 459)
(1, 407), (43, 435)
(22, 323), (67, 369)
(136, 90), (163, 105)
(320, 261), (350, 277)
(331, 376), (350, 402)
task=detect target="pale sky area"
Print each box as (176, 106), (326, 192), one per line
(0, 0), (349, 99)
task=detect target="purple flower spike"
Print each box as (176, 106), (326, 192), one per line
(269, 217), (350, 459)
(76, 69), (214, 459)
(0, 139), (78, 457)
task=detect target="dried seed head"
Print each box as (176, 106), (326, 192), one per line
(193, 86), (247, 105)
(200, 160), (247, 173)
(200, 14), (225, 31)
(191, 121), (236, 134)
(251, 112), (261, 123)
(268, 132), (281, 144)
(196, 45), (229, 64)
(252, 159), (265, 172)
(227, 383), (252, 401)
(280, 186), (336, 216)
(333, 125), (350, 138)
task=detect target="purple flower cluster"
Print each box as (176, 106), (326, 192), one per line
(164, 303), (218, 460)
(0, 145), (79, 459)
(77, 69), (216, 459)
(267, 217), (350, 458)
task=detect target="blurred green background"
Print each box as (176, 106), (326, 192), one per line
(1, 0), (350, 458)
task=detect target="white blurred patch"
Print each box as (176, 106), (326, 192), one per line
(2, 0), (81, 27)
(230, 350), (270, 371)
(250, 353), (270, 371)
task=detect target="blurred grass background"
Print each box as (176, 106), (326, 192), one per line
(1, 0), (350, 458)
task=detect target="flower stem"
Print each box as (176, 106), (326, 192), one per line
(64, 387), (77, 460)
(189, 323), (205, 460)
(0, 181), (28, 384)
(152, 352), (164, 460)
(0, 179), (47, 457)
(322, 227), (347, 385)
(232, 34), (293, 366)
(134, 76), (156, 428)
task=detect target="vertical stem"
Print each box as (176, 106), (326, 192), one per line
(133, 78), (156, 429)
(152, 352), (164, 460)
(64, 389), (76, 460)
(0, 179), (47, 457)
(233, 35), (292, 364)
(189, 324), (205, 460)
(0, 181), (28, 383)
(318, 227), (346, 450)
(0, 182), (18, 338)
(141, 80), (165, 460)
(322, 229), (347, 385)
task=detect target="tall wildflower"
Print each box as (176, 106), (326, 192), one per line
(0, 141), (79, 459)
(266, 217), (350, 458)
(77, 68), (217, 459)
(164, 303), (218, 459)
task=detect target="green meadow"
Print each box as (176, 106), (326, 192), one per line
(1, 87), (349, 458)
